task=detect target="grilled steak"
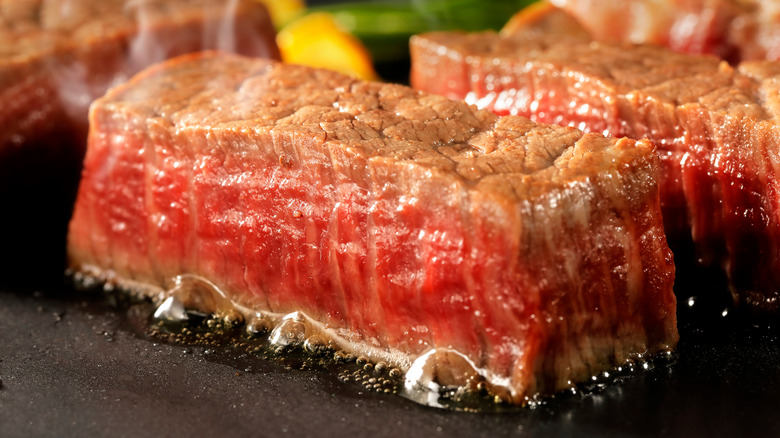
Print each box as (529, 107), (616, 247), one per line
(410, 30), (780, 312)
(547, 0), (780, 63)
(67, 52), (677, 404)
(0, 0), (278, 283)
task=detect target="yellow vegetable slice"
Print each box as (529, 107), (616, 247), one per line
(501, 2), (589, 38)
(277, 12), (379, 81)
(256, 0), (306, 29)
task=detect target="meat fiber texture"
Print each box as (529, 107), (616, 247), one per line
(0, 0), (278, 284)
(67, 52), (677, 404)
(410, 30), (780, 312)
(547, 0), (780, 63)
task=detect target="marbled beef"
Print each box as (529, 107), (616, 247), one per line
(67, 52), (677, 404)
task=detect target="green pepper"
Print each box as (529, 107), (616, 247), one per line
(311, 0), (538, 64)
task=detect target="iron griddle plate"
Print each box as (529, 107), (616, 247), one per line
(1, 280), (779, 438)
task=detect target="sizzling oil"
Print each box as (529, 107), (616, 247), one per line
(145, 298), (510, 412)
(70, 271), (676, 412)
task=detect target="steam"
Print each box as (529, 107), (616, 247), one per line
(212, 0), (241, 54)
(124, 0), (247, 75)
(41, 0), (278, 138)
(124, 0), (170, 76)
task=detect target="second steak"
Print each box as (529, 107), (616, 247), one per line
(411, 29), (780, 312)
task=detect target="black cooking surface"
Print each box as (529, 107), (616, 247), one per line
(1, 274), (779, 438)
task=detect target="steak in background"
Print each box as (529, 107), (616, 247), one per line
(67, 52), (677, 404)
(0, 0), (279, 286)
(410, 29), (780, 312)
(546, 0), (780, 63)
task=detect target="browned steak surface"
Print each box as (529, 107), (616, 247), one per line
(68, 52), (677, 404)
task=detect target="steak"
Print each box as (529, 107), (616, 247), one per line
(546, 0), (780, 63)
(410, 29), (780, 312)
(67, 52), (677, 404)
(0, 0), (278, 284)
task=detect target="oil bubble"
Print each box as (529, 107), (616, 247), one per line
(153, 296), (188, 322)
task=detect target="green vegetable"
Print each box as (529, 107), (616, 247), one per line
(311, 0), (538, 63)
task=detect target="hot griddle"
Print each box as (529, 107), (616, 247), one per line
(1, 272), (779, 438)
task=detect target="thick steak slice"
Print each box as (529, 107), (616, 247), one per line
(67, 52), (677, 404)
(410, 30), (780, 313)
(0, 0), (278, 284)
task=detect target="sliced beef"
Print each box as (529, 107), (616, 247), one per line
(0, 0), (278, 285)
(410, 30), (780, 312)
(546, 0), (780, 63)
(67, 52), (677, 403)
